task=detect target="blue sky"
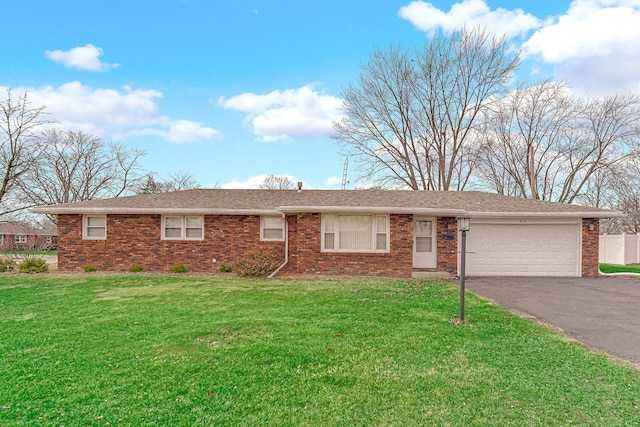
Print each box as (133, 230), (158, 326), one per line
(3, 0), (640, 189)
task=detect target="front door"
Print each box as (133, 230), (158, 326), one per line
(413, 217), (436, 268)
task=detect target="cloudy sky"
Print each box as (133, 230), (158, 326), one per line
(2, 0), (639, 189)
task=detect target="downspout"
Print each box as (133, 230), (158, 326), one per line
(268, 213), (288, 278)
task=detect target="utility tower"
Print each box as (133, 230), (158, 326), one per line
(341, 157), (349, 190)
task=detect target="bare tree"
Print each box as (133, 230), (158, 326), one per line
(0, 89), (51, 215)
(478, 82), (640, 203)
(166, 171), (201, 191)
(136, 171), (201, 194)
(333, 27), (519, 190)
(259, 174), (294, 189)
(589, 156), (640, 233)
(18, 129), (146, 207)
(477, 81), (578, 199)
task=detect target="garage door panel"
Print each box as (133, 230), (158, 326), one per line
(464, 223), (580, 277)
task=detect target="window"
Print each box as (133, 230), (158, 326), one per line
(84, 215), (106, 239)
(162, 216), (204, 240)
(322, 214), (389, 252)
(261, 216), (285, 241)
(14, 235), (28, 243)
(44, 236), (54, 244)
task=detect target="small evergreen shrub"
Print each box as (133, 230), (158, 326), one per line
(0, 258), (16, 272)
(129, 263), (144, 273)
(83, 264), (98, 272)
(18, 258), (49, 273)
(171, 263), (188, 273)
(233, 252), (280, 278)
(218, 264), (232, 273)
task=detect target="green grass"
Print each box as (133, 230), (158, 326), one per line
(600, 263), (640, 274)
(1, 275), (639, 426)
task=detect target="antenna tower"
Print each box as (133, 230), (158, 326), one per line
(341, 157), (349, 190)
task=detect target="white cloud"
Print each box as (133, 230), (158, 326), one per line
(1, 82), (221, 144)
(398, 0), (543, 37)
(221, 173), (301, 189)
(218, 85), (343, 142)
(45, 44), (119, 72)
(523, 0), (640, 95)
(324, 177), (342, 188)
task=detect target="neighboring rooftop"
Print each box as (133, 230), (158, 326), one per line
(30, 189), (622, 218)
(0, 223), (57, 236)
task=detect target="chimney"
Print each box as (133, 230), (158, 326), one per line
(297, 181), (303, 192)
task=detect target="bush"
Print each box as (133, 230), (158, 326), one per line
(171, 263), (188, 273)
(18, 258), (48, 273)
(218, 264), (232, 273)
(233, 252), (280, 278)
(83, 264), (98, 272)
(0, 258), (16, 272)
(129, 263), (144, 273)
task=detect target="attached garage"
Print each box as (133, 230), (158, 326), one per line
(464, 218), (582, 277)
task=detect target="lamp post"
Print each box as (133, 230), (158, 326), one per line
(458, 217), (470, 322)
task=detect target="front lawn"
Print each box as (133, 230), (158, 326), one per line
(600, 263), (640, 274)
(1, 275), (639, 426)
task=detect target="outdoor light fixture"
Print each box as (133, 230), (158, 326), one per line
(588, 222), (595, 231)
(458, 217), (470, 322)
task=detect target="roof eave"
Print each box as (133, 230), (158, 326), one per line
(29, 207), (282, 215)
(467, 211), (625, 218)
(276, 206), (467, 215)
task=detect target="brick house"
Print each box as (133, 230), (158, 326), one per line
(31, 189), (621, 277)
(0, 223), (57, 251)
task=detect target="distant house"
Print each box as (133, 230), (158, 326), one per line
(31, 189), (621, 277)
(0, 223), (57, 251)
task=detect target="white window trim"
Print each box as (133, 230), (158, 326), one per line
(83, 215), (107, 240)
(161, 215), (204, 240)
(14, 235), (28, 243)
(321, 213), (390, 253)
(260, 215), (285, 242)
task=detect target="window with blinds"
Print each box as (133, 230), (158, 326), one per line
(162, 215), (204, 240)
(322, 214), (389, 252)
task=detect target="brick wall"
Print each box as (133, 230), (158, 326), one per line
(437, 217), (458, 274)
(57, 214), (284, 272)
(582, 218), (600, 277)
(284, 213), (414, 277)
(57, 212), (454, 277)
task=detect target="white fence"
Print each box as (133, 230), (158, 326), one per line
(599, 234), (640, 265)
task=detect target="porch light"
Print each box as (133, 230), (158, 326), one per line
(458, 217), (470, 322)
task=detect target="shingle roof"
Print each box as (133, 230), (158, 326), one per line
(30, 189), (622, 218)
(0, 223), (57, 236)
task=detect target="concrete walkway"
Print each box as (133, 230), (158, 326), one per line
(450, 276), (640, 365)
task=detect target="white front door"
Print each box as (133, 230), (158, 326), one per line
(413, 218), (436, 268)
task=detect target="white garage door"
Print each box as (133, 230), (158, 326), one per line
(463, 219), (581, 277)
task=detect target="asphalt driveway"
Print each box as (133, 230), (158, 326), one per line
(451, 276), (640, 365)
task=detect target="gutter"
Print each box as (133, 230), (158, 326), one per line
(268, 213), (289, 279)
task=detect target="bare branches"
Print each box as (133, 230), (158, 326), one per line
(0, 88), (51, 214)
(18, 129), (147, 207)
(332, 28), (519, 190)
(478, 82), (640, 204)
(135, 171), (201, 194)
(258, 175), (294, 190)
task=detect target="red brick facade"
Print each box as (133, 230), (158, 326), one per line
(56, 213), (600, 277)
(581, 218), (600, 277)
(57, 213), (445, 277)
(57, 214), (284, 273)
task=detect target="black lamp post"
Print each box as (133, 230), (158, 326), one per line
(458, 217), (470, 322)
